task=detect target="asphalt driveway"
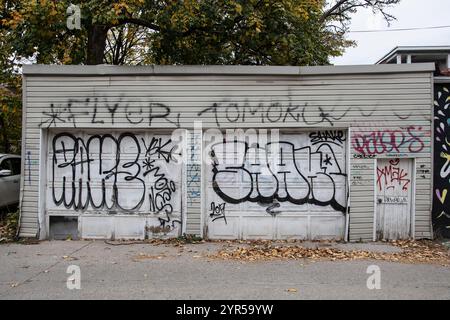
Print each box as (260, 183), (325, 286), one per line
(0, 240), (449, 300)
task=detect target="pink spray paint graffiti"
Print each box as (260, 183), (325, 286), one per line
(352, 126), (425, 157)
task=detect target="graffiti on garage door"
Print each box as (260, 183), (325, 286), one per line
(208, 130), (348, 217)
(50, 132), (183, 230)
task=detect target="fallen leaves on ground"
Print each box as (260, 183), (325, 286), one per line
(62, 255), (78, 261)
(132, 253), (167, 262)
(209, 240), (450, 266)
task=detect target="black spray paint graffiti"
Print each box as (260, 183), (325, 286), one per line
(265, 202), (281, 216)
(142, 137), (180, 231)
(209, 134), (347, 214)
(433, 84), (450, 238)
(52, 132), (145, 212)
(209, 202), (227, 223)
(41, 98), (427, 131)
(198, 102), (349, 127)
(51, 132), (181, 232)
(40, 98), (181, 129)
(196, 103), (423, 128)
(309, 130), (346, 146)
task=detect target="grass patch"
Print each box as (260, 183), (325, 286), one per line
(177, 234), (203, 243)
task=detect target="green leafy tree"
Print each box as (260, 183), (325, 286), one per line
(0, 4), (21, 153)
(0, 0), (400, 152)
(0, 76), (21, 154)
(1, 0), (400, 66)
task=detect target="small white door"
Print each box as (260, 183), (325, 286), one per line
(376, 158), (413, 240)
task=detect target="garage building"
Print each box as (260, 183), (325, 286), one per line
(19, 64), (435, 241)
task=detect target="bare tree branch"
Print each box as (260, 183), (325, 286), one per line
(320, 0), (400, 27)
(320, 0), (349, 23)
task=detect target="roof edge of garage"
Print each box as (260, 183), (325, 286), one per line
(22, 63), (436, 76)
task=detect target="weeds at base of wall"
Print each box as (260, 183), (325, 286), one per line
(144, 233), (204, 245)
(177, 234), (203, 243)
(0, 209), (19, 243)
(104, 234), (205, 246)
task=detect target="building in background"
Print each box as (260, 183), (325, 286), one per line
(378, 46), (450, 238)
(376, 46), (450, 76)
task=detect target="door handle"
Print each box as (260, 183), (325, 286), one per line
(13, 180), (19, 183)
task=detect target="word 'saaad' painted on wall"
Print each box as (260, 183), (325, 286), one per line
(51, 132), (182, 232)
(433, 85), (450, 237)
(208, 131), (347, 215)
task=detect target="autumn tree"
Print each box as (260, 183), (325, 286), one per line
(0, 78), (21, 154)
(0, 0), (400, 152)
(0, 2), (21, 153)
(1, 0), (400, 66)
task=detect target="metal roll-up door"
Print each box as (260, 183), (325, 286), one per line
(46, 130), (184, 239)
(204, 130), (348, 240)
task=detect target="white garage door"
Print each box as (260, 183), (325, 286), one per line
(204, 130), (348, 240)
(46, 131), (184, 238)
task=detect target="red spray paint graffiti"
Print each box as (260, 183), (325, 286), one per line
(352, 126), (425, 156)
(377, 159), (411, 192)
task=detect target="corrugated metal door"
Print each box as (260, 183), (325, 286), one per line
(376, 158), (413, 240)
(204, 130), (348, 240)
(46, 131), (184, 237)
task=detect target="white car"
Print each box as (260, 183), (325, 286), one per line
(0, 154), (21, 208)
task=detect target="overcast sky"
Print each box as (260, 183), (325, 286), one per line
(331, 0), (450, 65)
